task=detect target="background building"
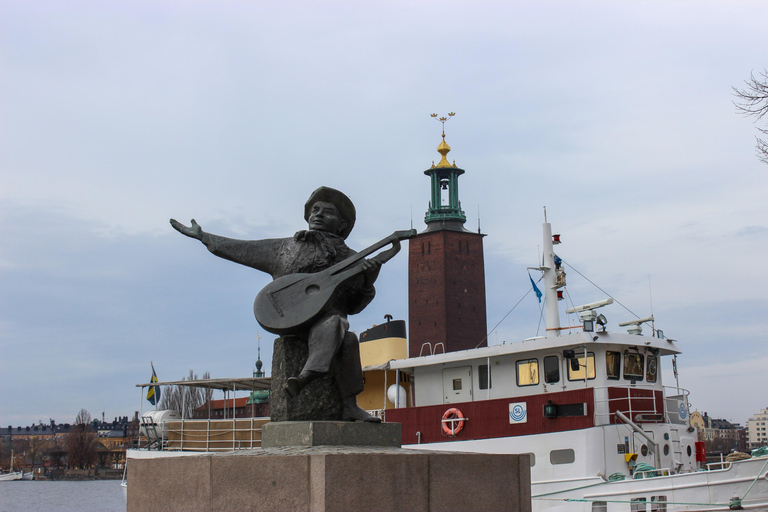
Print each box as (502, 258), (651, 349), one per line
(747, 407), (768, 449)
(691, 411), (746, 454)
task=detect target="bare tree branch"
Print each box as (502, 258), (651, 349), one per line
(66, 409), (97, 469)
(159, 370), (212, 418)
(733, 69), (768, 164)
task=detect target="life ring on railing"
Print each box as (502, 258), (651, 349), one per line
(442, 408), (466, 436)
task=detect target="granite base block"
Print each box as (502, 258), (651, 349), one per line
(262, 421), (401, 448)
(127, 447), (531, 512)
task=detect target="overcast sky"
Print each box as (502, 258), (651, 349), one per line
(1, 1), (767, 428)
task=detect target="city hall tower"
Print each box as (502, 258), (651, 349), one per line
(408, 116), (488, 357)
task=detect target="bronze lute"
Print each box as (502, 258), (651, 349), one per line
(253, 229), (415, 335)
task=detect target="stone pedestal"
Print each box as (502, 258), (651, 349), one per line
(127, 447), (531, 512)
(270, 336), (343, 421)
(262, 421), (401, 448)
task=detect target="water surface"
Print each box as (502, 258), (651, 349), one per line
(0, 480), (125, 512)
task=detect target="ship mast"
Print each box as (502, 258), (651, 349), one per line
(542, 208), (561, 337)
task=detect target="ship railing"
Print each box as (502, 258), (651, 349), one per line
(705, 461), (733, 471)
(367, 409), (386, 421)
(418, 342), (446, 357)
(632, 467), (671, 479)
(155, 417), (269, 452)
(593, 385), (690, 425)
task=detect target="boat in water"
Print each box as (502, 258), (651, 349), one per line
(0, 470), (23, 482)
(358, 216), (768, 512)
(0, 451), (23, 482)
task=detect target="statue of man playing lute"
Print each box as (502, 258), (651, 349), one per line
(171, 186), (412, 423)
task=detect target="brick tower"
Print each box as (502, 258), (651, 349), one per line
(408, 118), (488, 357)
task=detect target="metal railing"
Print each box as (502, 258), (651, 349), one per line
(144, 417), (269, 452)
(367, 409), (386, 421)
(593, 385), (690, 425)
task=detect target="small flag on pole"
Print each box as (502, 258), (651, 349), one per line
(529, 273), (542, 303)
(146, 363), (161, 405)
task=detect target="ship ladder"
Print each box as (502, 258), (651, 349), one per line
(669, 426), (684, 464)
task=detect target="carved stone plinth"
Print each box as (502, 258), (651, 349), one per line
(270, 336), (343, 422)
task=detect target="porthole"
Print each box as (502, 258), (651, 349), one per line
(664, 444), (670, 456)
(687, 445), (693, 456)
(641, 444), (648, 457)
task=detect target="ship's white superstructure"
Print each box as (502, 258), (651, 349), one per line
(375, 219), (768, 511)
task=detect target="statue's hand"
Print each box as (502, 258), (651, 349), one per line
(362, 258), (382, 286)
(170, 218), (203, 240)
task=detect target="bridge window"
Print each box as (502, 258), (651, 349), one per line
(646, 355), (658, 383)
(606, 351), (621, 380)
(479, 364), (492, 390)
(567, 352), (596, 381)
(516, 359), (539, 386)
(624, 352), (644, 381)
(544, 356), (560, 383)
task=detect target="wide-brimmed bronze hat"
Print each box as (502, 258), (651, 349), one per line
(304, 186), (356, 239)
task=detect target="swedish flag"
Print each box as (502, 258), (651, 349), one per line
(146, 363), (161, 405)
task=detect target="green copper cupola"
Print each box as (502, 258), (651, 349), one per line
(424, 114), (466, 226)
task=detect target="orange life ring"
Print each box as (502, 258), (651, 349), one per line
(441, 408), (465, 436)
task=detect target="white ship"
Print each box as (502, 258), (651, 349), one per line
(357, 217), (768, 512)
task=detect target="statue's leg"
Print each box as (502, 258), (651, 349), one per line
(335, 331), (382, 423)
(284, 313), (346, 399)
(333, 331), (364, 398)
(305, 313), (347, 373)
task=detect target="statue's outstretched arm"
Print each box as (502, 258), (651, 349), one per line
(170, 219), (203, 240)
(171, 217), (281, 276)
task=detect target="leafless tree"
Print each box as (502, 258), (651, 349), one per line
(10, 438), (29, 469)
(733, 69), (768, 164)
(159, 370), (212, 418)
(95, 443), (110, 468)
(66, 409), (97, 469)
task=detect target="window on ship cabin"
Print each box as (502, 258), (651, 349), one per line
(646, 355), (658, 383)
(544, 356), (560, 383)
(606, 351), (621, 380)
(479, 364), (492, 390)
(516, 359), (539, 386)
(630, 498), (647, 512)
(623, 352), (645, 381)
(567, 352), (596, 381)
(549, 448), (575, 464)
(650, 496), (667, 512)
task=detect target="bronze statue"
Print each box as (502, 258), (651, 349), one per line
(171, 187), (409, 423)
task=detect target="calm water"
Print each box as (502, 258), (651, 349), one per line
(0, 480), (125, 512)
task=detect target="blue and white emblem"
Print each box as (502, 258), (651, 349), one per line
(509, 402), (528, 424)
(679, 403), (688, 420)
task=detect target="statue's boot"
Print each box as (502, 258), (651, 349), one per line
(285, 370), (322, 399)
(342, 396), (382, 423)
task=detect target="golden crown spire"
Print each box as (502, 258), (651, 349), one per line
(430, 112), (456, 168)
